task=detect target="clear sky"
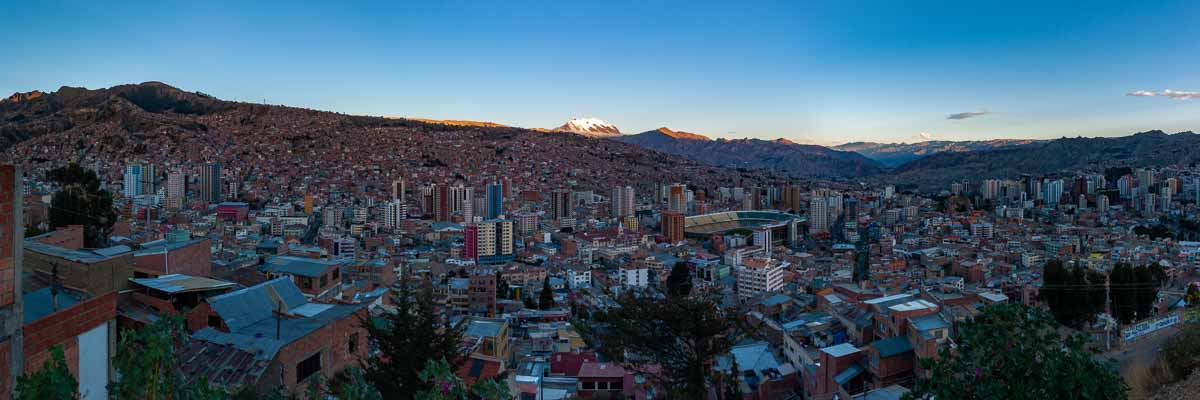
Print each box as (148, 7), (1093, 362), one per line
(3, 1), (1198, 145)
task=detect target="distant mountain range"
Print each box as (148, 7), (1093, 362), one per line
(612, 127), (884, 178)
(890, 130), (1200, 188)
(5, 82), (1195, 191)
(833, 139), (1044, 167)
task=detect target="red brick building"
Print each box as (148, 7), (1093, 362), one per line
(185, 278), (369, 394)
(0, 166), (119, 399)
(133, 238), (212, 278)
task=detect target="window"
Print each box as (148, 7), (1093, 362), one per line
(296, 352), (321, 383)
(320, 274), (328, 288)
(332, 268), (340, 280)
(208, 315), (221, 328)
(581, 382), (596, 390)
(349, 333), (359, 354)
(302, 277), (313, 289)
(610, 381), (623, 391)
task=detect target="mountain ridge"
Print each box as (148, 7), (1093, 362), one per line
(612, 128), (884, 178)
(0, 82), (754, 194)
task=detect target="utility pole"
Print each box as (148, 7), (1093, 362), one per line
(1105, 273), (1112, 351)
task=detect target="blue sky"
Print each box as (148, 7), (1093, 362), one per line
(3, 1), (1198, 145)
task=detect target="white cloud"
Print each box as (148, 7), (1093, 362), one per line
(1127, 89), (1200, 100)
(918, 132), (934, 140)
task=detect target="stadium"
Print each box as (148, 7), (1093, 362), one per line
(683, 210), (805, 246)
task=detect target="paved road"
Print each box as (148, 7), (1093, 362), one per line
(1100, 325), (1184, 374)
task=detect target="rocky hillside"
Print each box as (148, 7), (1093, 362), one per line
(834, 139), (1043, 167)
(1, 82), (759, 198)
(612, 128), (884, 178)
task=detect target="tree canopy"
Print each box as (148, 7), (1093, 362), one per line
(47, 163), (116, 247)
(908, 303), (1126, 400)
(665, 261), (693, 297)
(538, 278), (555, 310)
(362, 277), (464, 400)
(16, 346), (77, 400)
(109, 316), (225, 400)
(589, 291), (736, 398)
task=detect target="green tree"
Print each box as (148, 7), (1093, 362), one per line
(413, 358), (509, 400)
(1109, 263), (1160, 324)
(907, 303), (1126, 400)
(538, 278), (556, 310)
(47, 163), (117, 247)
(1040, 260), (1105, 328)
(329, 367), (384, 400)
(665, 261), (693, 297)
(363, 277), (464, 400)
(109, 316), (225, 400)
(16, 345), (78, 400)
(591, 291), (736, 398)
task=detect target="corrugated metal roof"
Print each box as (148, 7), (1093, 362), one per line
(260, 256), (343, 277)
(24, 240), (130, 263)
(130, 274), (237, 294)
(834, 363), (864, 385)
(871, 336), (914, 358)
(181, 328), (277, 390)
(207, 278), (307, 332)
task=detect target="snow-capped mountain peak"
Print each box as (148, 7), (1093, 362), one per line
(553, 117), (621, 137)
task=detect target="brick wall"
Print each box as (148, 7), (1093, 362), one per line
(0, 165), (16, 308)
(22, 292), (116, 383)
(185, 302), (221, 333)
(32, 226), (84, 250)
(133, 238), (211, 277)
(272, 308), (369, 394)
(24, 251), (133, 296)
(0, 341), (10, 399)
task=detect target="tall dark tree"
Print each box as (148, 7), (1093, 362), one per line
(909, 303), (1126, 399)
(590, 292), (736, 398)
(495, 272), (510, 299)
(363, 277), (464, 400)
(1108, 263), (1160, 323)
(665, 261), (693, 297)
(47, 163), (116, 247)
(1041, 260), (1105, 328)
(538, 278), (555, 310)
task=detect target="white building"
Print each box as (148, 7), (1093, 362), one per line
(567, 268), (592, 289)
(736, 257), (786, 300)
(619, 266), (649, 288)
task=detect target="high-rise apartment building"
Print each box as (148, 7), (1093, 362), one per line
(383, 199), (406, 230)
(611, 186), (635, 218)
(486, 182), (504, 219)
(392, 179), (406, 201)
(165, 170), (185, 209)
(465, 219), (514, 264)
(809, 195), (830, 234)
(200, 162), (222, 203)
(123, 164), (144, 198)
(661, 211), (685, 243)
(549, 189), (572, 221)
(668, 183), (687, 214)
